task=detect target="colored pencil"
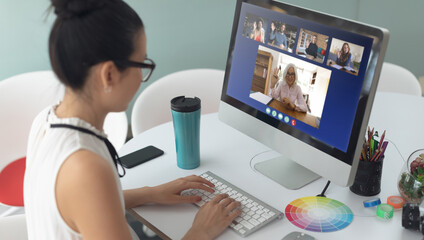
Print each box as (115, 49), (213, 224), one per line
(378, 130), (386, 150)
(376, 141), (388, 162)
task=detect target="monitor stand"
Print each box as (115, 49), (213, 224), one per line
(254, 156), (320, 190)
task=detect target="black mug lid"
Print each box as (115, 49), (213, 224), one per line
(171, 96), (201, 112)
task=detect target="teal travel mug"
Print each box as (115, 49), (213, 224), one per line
(171, 96), (201, 169)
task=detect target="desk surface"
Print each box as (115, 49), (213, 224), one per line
(119, 92), (424, 240)
(326, 59), (359, 76)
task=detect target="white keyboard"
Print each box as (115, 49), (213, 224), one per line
(181, 171), (284, 237)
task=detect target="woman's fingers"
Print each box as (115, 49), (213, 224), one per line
(225, 200), (241, 211)
(210, 194), (228, 204)
(182, 181), (215, 193)
(183, 175), (215, 188)
(219, 197), (234, 207)
(228, 206), (242, 218)
(211, 195), (241, 213)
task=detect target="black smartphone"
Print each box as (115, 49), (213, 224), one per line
(120, 145), (164, 169)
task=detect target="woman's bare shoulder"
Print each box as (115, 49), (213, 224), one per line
(55, 150), (127, 238)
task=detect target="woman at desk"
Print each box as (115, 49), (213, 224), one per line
(269, 63), (308, 113)
(336, 42), (352, 67)
(24, 1), (241, 240)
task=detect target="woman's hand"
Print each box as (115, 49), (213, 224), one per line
(282, 97), (295, 110)
(184, 194), (242, 240)
(274, 80), (280, 89)
(150, 175), (215, 205)
(273, 67), (279, 76)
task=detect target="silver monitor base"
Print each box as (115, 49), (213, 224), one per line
(254, 156), (321, 190)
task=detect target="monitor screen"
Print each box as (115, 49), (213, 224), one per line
(219, 0), (389, 188)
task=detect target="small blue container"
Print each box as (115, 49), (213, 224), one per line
(171, 96), (201, 169)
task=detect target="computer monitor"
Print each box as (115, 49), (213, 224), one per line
(219, 0), (389, 189)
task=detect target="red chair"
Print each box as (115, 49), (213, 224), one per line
(0, 71), (64, 216)
(0, 70), (128, 217)
(0, 157), (26, 216)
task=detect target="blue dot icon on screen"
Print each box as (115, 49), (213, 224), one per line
(284, 116), (290, 123)
(272, 110), (277, 117)
(266, 107), (271, 114)
(278, 113), (283, 120)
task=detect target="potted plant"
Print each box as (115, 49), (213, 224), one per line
(398, 149), (424, 203)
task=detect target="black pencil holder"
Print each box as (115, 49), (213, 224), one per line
(350, 157), (384, 196)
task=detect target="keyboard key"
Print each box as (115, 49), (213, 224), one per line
(249, 218), (260, 226)
(234, 224), (243, 230)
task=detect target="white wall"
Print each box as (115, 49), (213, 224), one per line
(0, 0), (236, 121)
(1, 0), (422, 121)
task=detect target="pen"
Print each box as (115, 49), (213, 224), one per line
(374, 139), (379, 156)
(370, 150), (379, 162)
(365, 142), (370, 160)
(361, 148), (367, 161)
(378, 130), (386, 150)
(361, 138), (367, 161)
(368, 128), (374, 158)
(370, 149), (379, 162)
(377, 141), (388, 161)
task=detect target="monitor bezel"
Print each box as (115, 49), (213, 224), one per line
(220, 0), (389, 167)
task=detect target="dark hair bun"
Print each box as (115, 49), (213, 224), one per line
(52, 0), (111, 19)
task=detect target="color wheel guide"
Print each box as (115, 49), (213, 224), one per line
(285, 196), (353, 232)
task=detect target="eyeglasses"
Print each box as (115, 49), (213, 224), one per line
(114, 58), (156, 82)
(286, 72), (296, 77)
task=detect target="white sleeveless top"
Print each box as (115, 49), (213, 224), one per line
(24, 105), (125, 240)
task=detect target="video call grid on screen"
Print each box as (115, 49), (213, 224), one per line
(225, 3), (373, 153)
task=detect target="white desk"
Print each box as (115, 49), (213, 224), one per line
(119, 92), (424, 239)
